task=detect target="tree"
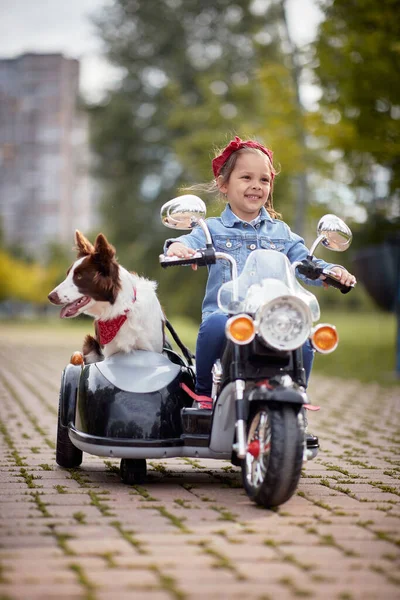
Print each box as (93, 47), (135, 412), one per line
(90, 0), (317, 319)
(310, 0), (400, 375)
(89, 0), (329, 319)
(311, 0), (400, 218)
(0, 250), (55, 306)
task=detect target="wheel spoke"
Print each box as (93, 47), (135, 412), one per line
(245, 409), (271, 491)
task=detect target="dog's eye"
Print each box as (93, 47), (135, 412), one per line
(75, 273), (82, 280)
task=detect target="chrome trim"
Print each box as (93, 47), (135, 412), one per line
(161, 195), (207, 230)
(215, 251), (238, 293)
(308, 234), (327, 257)
(198, 218), (212, 246)
(234, 419), (247, 459)
(69, 430), (231, 460)
(211, 359), (223, 402)
(244, 410), (271, 488)
(234, 380), (247, 458)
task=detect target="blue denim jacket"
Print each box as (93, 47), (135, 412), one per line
(164, 204), (337, 319)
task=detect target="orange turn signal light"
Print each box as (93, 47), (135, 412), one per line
(70, 351), (84, 366)
(226, 314), (255, 345)
(310, 324), (338, 354)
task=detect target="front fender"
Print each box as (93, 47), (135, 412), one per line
(59, 363), (82, 427)
(247, 384), (305, 406)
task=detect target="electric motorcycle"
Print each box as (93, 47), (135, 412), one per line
(55, 195), (353, 508)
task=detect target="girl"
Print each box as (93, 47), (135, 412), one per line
(164, 136), (356, 398)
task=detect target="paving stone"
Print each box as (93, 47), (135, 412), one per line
(67, 537), (136, 556)
(96, 591), (170, 600)
(0, 583), (83, 599)
(1, 335), (399, 599)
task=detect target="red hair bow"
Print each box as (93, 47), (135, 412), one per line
(212, 136), (274, 178)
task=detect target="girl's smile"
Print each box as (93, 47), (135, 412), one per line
(219, 152), (273, 222)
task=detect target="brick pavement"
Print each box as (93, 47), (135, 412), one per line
(0, 327), (399, 599)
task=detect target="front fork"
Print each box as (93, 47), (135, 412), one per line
(233, 379), (247, 459)
(229, 343), (309, 460)
(230, 346), (248, 459)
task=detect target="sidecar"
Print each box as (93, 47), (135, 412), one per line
(56, 349), (220, 484)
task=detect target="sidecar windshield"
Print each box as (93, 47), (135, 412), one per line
(217, 249), (320, 321)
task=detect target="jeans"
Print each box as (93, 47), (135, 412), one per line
(195, 311), (314, 396)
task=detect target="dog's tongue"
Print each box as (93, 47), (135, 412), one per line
(60, 296), (90, 318)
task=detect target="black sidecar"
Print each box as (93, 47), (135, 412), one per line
(56, 349), (223, 484)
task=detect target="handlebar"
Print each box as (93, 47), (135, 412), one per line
(296, 259), (354, 294)
(160, 248), (239, 293)
(159, 247), (217, 269)
(321, 269), (354, 294)
(160, 251), (354, 294)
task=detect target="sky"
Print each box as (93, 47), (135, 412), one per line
(0, 0), (323, 104)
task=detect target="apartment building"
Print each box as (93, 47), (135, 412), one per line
(0, 53), (98, 257)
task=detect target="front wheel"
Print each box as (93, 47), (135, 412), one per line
(242, 404), (304, 508)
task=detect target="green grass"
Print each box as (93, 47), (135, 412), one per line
(313, 311), (398, 386)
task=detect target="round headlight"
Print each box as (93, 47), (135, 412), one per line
(257, 296), (312, 351)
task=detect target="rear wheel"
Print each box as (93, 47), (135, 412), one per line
(242, 404), (304, 508)
(120, 459), (147, 485)
(56, 391), (82, 468)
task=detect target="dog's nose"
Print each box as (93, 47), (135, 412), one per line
(48, 291), (61, 305)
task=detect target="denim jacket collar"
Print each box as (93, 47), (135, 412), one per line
(220, 204), (273, 227)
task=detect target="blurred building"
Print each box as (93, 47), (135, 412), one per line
(0, 53), (99, 257)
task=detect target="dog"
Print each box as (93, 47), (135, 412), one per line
(48, 230), (165, 363)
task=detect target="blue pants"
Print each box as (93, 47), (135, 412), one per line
(195, 312), (314, 396)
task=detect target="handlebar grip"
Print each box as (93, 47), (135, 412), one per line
(159, 253), (201, 268)
(322, 270), (354, 294)
(160, 247), (216, 269)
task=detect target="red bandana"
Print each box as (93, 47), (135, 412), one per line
(212, 136), (274, 178)
(97, 288), (136, 346)
(97, 314), (128, 345)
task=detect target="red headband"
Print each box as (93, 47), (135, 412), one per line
(212, 136), (274, 178)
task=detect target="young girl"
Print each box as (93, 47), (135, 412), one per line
(164, 136), (356, 398)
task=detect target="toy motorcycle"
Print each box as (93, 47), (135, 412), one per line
(56, 195), (353, 508)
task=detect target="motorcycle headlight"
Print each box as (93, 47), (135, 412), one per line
(257, 296), (312, 351)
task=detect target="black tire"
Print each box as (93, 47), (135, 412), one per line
(242, 404), (304, 508)
(56, 391), (83, 468)
(120, 459), (147, 485)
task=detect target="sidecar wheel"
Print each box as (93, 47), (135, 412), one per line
(56, 392), (82, 468)
(120, 459), (147, 485)
(242, 404), (303, 508)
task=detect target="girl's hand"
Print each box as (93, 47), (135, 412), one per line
(166, 242), (196, 258)
(321, 267), (356, 289)
(166, 242), (198, 270)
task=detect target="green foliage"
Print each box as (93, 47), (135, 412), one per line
(312, 0), (400, 216)
(89, 0), (313, 318)
(0, 250), (55, 305)
(88, 0), (399, 321)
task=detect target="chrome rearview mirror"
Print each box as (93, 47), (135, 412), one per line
(161, 195), (207, 230)
(309, 214), (352, 255)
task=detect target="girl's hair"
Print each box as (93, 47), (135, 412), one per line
(184, 146), (282, 220)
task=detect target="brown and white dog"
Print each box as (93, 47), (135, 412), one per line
(48, 231), (165, 363)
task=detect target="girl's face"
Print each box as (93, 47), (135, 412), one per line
(218, 152), (273, 222)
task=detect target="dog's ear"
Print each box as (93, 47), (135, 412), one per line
(75, 230), (94, 257)
(93, 234), (120, 303)
(93, 233), (116, 262)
